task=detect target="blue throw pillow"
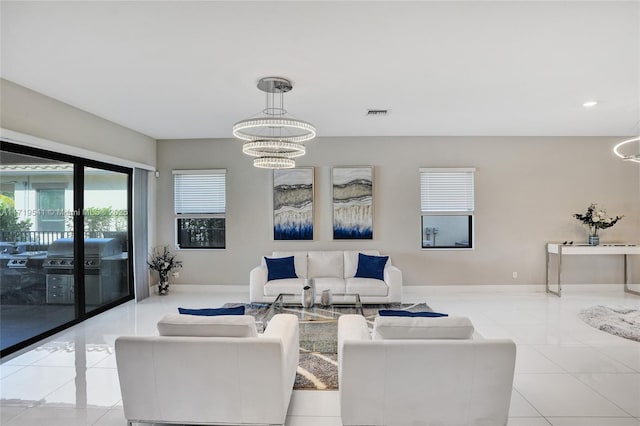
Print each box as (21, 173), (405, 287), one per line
(354, 253), (389, 281)
(265, 256), (298, 281)
(178, 306), (245, 316)
(378, 309), (448, 317)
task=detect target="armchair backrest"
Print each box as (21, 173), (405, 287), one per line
(340, 338), (516, 425)
(115, 313), (299, 425)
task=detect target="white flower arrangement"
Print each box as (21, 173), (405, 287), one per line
(574, 203), (623, 236)
(147, 246), (183, 294)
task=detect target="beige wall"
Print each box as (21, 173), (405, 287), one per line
(1, 78), (156, 166)
(156, 136), (640, 286)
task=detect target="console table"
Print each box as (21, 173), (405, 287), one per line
(546, 243), (640, 297)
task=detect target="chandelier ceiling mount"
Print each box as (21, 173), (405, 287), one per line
(232, 77), (316, 169)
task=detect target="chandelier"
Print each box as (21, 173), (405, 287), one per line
(613, 136), (640, 163)
(233, 77), (316, 169)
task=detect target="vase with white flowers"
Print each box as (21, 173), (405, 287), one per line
(147, 246), (183, 295)
(573, 203), (623, 246)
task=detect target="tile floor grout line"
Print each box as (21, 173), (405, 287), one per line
(510, 387), (547, 419)
(586, 344), (640, 373)
(568, 370), (640, 418)
(525, 344), (571, 374)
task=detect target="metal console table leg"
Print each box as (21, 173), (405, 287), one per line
(624, 254), (640, 296)
(546, 245), (561, 297)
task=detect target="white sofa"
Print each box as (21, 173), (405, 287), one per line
(250, 250), (402, 303)
(338, 314), (516, 426)
(115, 313), (299, 426)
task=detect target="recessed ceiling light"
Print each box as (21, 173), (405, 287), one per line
(583, 101), (598, 107)
(366, 109), (390, 117)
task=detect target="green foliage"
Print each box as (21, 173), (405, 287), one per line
(64, 206), (127, 233)
(0, 197), (32, 234)
(84, 207), (116, 232)
(113, 215), (128, 231)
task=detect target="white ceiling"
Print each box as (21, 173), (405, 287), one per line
(1, 1), (639, 140)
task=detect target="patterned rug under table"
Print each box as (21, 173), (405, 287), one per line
(225, 302), (432, 390)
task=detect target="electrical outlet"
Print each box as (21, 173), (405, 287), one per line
(172, 271), (179, 278)
(512, 272), (518, 279)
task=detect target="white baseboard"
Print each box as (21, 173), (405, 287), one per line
(404, 284), (543, 294)
(548, 283), (634, 293)
(154, 283), (631, 296)
(404, 283), (629, 294)
(161, 284), (248, 293)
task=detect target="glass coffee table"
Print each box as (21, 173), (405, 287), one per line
(259, 292), (364, 353)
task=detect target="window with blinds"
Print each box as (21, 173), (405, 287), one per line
(419, 168), (475, 249)
(173, 169), (226, 249)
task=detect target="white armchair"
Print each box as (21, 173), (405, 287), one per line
(115, 313), (299, 426)
(338, 314), (516, 426)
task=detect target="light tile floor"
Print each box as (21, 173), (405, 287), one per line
(1, 286), (639, 426)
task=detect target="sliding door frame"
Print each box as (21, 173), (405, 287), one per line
(0, 140), (134, 358)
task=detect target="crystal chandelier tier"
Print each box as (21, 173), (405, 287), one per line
(233, 77), (316, 169)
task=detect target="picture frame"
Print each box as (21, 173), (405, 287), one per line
(332, 166), (373, 239)
(273, 167), (314, 240)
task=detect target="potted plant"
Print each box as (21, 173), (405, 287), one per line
(574, 203), (623, 245)
(147, 246), (183, 295)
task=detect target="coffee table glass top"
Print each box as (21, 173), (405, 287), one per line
(264, 292), (363, 324)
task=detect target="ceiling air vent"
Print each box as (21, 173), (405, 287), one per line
(366, 109), (390, 117)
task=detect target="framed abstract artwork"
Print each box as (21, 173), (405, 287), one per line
(332, 166), (373, 239)
(273, 167), (314, 240)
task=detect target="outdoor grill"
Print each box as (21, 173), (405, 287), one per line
(44, 238), (124, 305)
(5, 253), (46, 269)
(0, 243), (44, 269)
(0, 243), (47, 304)
(44, 238), (121, 269)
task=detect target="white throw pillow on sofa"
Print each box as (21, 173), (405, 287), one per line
(308, 251), (343, 278)
(157, 314), (258, 338)
(372, 316), (474, 340)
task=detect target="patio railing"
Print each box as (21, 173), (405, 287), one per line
(0, 231), (128, 251)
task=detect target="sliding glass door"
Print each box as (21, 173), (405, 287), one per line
(84, 167), (130, 313)
(0, 149), (76, 352)
(0, 141), (133, 356)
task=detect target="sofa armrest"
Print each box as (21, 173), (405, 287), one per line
(250, 265), (268, 303)
(263, 313), (299, 350)
(338, 314), (371, 343)
(263, 313), (300, 401)
(338, 315), (371, 376)
(384, 265), (403, 302)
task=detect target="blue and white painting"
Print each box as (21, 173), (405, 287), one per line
(273, 168), (313, 240)
(332, 167), (373, 239)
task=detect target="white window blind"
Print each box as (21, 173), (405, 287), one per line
(420, 168), (475, 213)
(173, 170), (226, 214)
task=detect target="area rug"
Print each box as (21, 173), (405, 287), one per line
(578, 305), (640, 343)
(224, 302), (432, 390)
